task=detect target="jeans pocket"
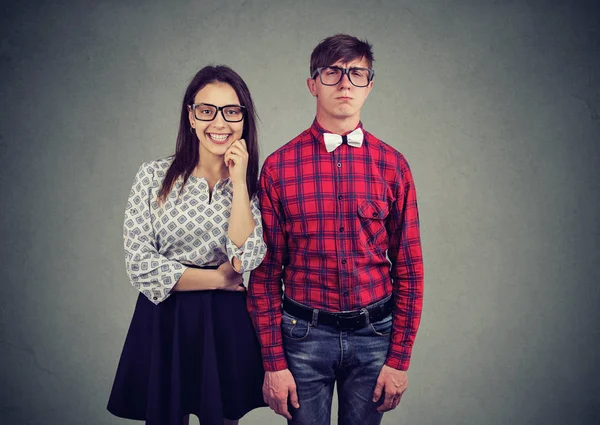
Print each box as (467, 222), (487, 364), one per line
(369, 314), (393, 336)
(281, 311), (311, 340)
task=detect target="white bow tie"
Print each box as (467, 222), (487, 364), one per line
(323, 128), (364, 153)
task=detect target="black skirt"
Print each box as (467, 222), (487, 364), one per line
(107, 286), (267, 425)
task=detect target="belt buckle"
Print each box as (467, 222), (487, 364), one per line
(336, 310), (367, 330)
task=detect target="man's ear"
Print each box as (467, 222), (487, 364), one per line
(307, 78), (318, 97)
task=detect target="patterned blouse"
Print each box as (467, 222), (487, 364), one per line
(123, 157), (267, 304)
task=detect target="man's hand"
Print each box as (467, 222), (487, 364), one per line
(372, 365), (408, 412)
(263, 369), (300, 420)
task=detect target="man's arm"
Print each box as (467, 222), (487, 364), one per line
(247, 162), (289, 371)
(373, 155), (424, 412)
(247, 162), (299, 419)
(385, 155), (424, 371)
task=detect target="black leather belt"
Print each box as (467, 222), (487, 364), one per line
(282, 296), (393, 331)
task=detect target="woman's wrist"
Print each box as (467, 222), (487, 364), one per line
(231, 180), (248, 191)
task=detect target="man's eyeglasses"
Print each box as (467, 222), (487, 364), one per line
(311, 66), (375, 88)
(189, 103), (246, 122)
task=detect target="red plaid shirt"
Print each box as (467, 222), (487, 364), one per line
(248, 119), (424, 371)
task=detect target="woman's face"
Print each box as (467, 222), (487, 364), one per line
(188, 82), (244, 159)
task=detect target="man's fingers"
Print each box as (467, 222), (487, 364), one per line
(376, 386), (392, 413)
(276, 399), (292, 420)
(289, 385), (300, 408)
(372, 380), (384, 402)
(262, 369), (298, 419)
(263, 388), (291, 419)
(265, 392), (286, 418)
(384, 389), (396, 411)
(392, 392), (403, 408)
(376, 388), (404, 413)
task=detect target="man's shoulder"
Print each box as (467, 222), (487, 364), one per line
(364, 130), (409, 165)
(263, 128), (313, 167)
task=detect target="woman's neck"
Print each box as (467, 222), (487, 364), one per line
(193, 155), (228, 189)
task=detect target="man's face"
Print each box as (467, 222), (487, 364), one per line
(307, 57), (373, 123)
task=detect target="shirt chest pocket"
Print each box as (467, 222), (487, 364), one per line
(357, 199), (390, 251)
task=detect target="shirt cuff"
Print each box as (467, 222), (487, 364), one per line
(132, 264), (188, 305)
(226, 237), (245, 272)
(384, 347), (412, 371)
(225, 227), (266, 274)
(261, 345), (289, 372)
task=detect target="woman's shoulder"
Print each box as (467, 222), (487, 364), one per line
(129, 157), (174, 194)
(136, 156), (174, 179)
(140, 156), (174, 172)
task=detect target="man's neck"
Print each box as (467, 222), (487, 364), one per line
(316, 114), (360, 135)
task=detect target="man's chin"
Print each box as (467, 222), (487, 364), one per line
(333, 110), (358, 119)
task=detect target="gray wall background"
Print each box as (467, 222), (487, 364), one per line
(1, 0), (598, 424)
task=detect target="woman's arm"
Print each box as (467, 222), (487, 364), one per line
(224, 139), (267, 272)
(172, 262), (244, 292)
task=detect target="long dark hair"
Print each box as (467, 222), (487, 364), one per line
(158, 65), (259, 203)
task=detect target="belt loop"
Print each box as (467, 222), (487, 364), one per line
(361, 307), (370, 325)
(311, 309), (319, 327)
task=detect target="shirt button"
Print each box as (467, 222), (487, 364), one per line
(339, 227), (344, 232)
(152, 296), (158, 300)
(343, 291), (349, 296)
(372, 212), (378, 217)
(341, 259), (347, 264)
(337, 163), (342, 168)
(338, 195), (343, 200)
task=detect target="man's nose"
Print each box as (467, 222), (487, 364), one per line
(338, 71), (352, 89)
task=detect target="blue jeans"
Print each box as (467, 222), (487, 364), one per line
(281, 298), (392, 425)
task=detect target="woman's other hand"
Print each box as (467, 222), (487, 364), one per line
(216, 261), (245, 292)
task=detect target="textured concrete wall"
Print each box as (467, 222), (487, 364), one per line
(1, 1), (598, 424)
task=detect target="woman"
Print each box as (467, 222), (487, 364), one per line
(107, 65), (267, 425)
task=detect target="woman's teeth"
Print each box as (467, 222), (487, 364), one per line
(208, 133), (229, 141)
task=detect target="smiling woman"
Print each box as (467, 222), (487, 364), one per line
(106, 66), (268, 425)
(188, 83), (245, 158)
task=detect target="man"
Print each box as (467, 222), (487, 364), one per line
(248, 34), (424, 425)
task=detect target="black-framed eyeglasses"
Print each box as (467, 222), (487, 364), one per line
(189, 103), (246, 122)
(311, 66), (375, 87)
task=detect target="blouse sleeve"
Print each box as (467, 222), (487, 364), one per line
(226, 194), (267, 274)
(123, 162), (188, 304)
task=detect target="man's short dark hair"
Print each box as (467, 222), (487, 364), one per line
(310, 34), (374, 76)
